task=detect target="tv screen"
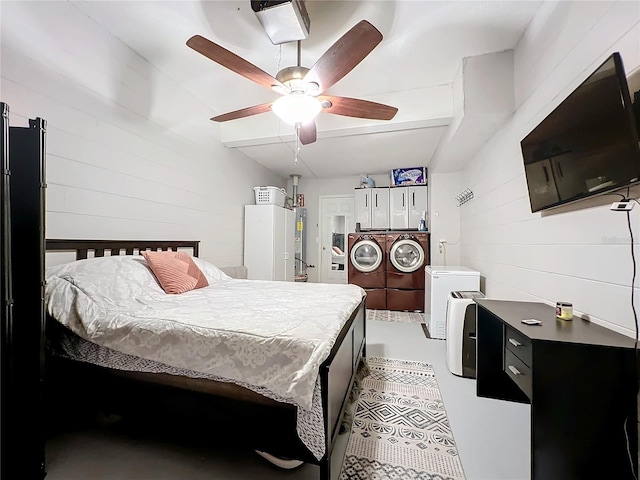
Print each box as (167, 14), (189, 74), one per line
(520, 52), (640, 212)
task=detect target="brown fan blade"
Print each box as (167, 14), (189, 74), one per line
(319, 96), (397, 120)
(304, 20), (382, 95)
(298, 121), (317, 145)
(187, 35), (287, 92)
(210, 103), (273, 122)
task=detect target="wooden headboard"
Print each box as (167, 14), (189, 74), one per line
(45, 239), (200, 260)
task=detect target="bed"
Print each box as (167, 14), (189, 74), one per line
(44, 239), (366, 479)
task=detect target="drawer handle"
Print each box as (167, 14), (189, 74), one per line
(508, 338), (522, 347)
(508, 365), (522, 376)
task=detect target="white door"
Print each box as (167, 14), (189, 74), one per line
(320, 195), (354, 284)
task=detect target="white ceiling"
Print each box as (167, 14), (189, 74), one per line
(4, 1), (543, 179)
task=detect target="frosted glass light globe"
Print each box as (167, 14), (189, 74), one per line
(272, 94), (322, 125)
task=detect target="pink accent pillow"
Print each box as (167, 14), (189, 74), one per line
(141, 250), (209, 294)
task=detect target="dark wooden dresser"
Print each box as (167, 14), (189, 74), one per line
(476, 298), (638, 480)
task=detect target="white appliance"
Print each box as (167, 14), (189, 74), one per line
(244, 204), (295, 281)
(446, 290), (485, 377)
(424, 266), (480, 339)
(252, 0), (310, 45)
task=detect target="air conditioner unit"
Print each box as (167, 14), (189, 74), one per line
(251, 0), (310, 45)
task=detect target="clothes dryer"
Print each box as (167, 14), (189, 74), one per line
(347, 232), (386, 309)
(386, 232), (430, 311)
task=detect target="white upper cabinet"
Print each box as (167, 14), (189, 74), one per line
(390, 187), (408, 229)
(354, 188), (371, 229)
(371, 187), (390, 230)
(354, 188), (390, 230)
(408, 186), (428, 229)
(389, 186), (428, 229)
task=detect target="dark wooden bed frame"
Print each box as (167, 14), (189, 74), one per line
(45, 239), (366, 479)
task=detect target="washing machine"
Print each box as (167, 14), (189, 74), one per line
(348, 232), (386, 309)
(385, 232), (430, 312)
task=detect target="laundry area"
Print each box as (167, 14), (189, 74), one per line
(345, 170), (485, 382)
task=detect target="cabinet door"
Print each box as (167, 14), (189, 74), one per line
(408, 186), (428, 229)
(389, 187), (408, 229)
(354, 189), (371, 229)
(371, 188), (390, 229)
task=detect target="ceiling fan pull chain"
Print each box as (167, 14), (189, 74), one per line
(276, 44), (282, 74)
(294, 123), (300, 164)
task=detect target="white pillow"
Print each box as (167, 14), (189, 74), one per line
(191, 256), (232, 282)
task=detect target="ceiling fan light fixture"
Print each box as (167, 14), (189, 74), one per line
(272, 94), (321, 125)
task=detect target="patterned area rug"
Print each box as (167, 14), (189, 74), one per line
(340, 356), (466, 480)
(367, 309), (425, 323)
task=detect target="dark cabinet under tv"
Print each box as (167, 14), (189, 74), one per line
(476, 299), (638, 480)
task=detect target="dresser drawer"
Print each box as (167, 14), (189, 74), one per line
(504, 325), (532, 366)
(504, 349), (532, 398)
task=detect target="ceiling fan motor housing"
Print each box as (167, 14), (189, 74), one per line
(251, 0), (310, 45)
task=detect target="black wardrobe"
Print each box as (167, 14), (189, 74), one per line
(1, 102), (47, 479)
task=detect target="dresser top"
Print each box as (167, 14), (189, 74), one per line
(476, 299), (636, 349)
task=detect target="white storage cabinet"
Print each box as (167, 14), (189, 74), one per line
(389, 185), (428, 230)
(354, 187), (389, 230)
(244, 204), (295, 281)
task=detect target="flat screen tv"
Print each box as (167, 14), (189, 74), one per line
(520, 52), (640, 213)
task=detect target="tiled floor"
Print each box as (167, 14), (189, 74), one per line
(45, 320), (530, 480)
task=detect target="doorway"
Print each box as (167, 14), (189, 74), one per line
(319, 195), (354, 284)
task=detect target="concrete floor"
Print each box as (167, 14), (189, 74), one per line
(45, 320), (530, 480)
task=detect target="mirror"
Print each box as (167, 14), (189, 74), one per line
(330, 215), (346, 274)
(331, 215), (346, 271)
(319, 195), (354, 284)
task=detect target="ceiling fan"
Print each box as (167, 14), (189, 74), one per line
(186, 20), (398, 145)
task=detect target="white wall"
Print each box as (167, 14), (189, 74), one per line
(429, 172), (461, 267)
(459, 1), (640, 337)
(1, 2), (284, 268)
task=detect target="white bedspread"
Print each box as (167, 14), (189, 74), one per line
(45, 255), (365, 410)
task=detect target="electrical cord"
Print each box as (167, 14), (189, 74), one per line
(625, 415), (638, 480)
(623, 189), (639, 480)
(627, 193), (640, 353)
(627, 195), (638, 353)
(439, 241), (447, 267)
(295, 256), (314, 268)
(607, 192), (628, 201)
(438, 238), (461, 268)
